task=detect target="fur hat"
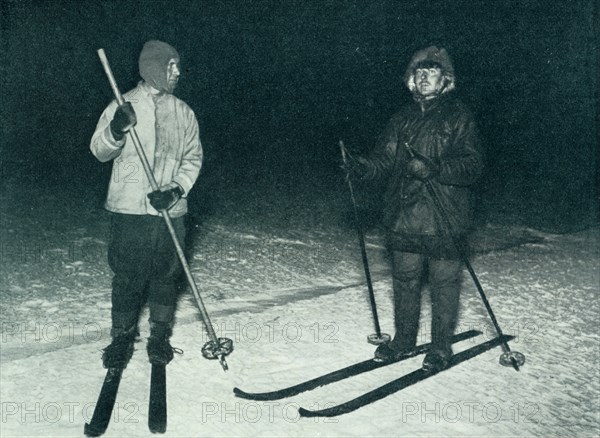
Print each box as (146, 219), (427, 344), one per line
(404, 46), (455, 95)
(139, 40), (179, 92)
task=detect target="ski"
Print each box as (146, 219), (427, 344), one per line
(84, 367), (124, 437)
(148, 364), (167, 433)
(233, 329), (481, 401)
(298, 334), (514, 417)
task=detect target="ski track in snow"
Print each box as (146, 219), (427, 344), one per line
(1, 183), (598, 437)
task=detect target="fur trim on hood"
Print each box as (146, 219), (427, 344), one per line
(404, 46), (455, 95)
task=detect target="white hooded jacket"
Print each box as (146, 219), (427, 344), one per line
(90, 81), (203, 217)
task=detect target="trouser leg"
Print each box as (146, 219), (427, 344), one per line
(390, 251), (425, 351)
(146, 216), (185, 365)
(108, 214), (153, 336)
(147, 216), (185, 326)
(428, 258), (462, 353)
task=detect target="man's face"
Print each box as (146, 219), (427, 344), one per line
(166, 59), (180, 93)
(414, 67), (444, 98)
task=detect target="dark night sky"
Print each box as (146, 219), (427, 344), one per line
(1, 0), (598, 228)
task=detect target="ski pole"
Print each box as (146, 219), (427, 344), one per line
(340, 140), (390, 345)
(97, 48), (231, 372)
(404, 143), (525, 371)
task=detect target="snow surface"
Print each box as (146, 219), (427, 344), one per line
(1, 175), (599, 437)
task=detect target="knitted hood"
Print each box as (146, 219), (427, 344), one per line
(138, 40), (180, 93)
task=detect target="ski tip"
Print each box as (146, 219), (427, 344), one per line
(298, 407), (313, 417)
(233, 387), (250, 399)
(298, 406), (338, 418)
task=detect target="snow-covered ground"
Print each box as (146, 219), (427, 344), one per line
(1, 172), (598, 437)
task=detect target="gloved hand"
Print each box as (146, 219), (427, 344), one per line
(148, 184), (184, 211)
(405, 153), (439, 180)
(110, 102), (137, 141)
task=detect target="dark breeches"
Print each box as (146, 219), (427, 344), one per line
(391, 251), (462, 351)
(107, 213), (185, 331)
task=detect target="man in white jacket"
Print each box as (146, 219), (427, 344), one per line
(91, 40), (203, 368)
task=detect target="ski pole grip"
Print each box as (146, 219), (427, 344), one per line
(97, 49), (126, 106)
